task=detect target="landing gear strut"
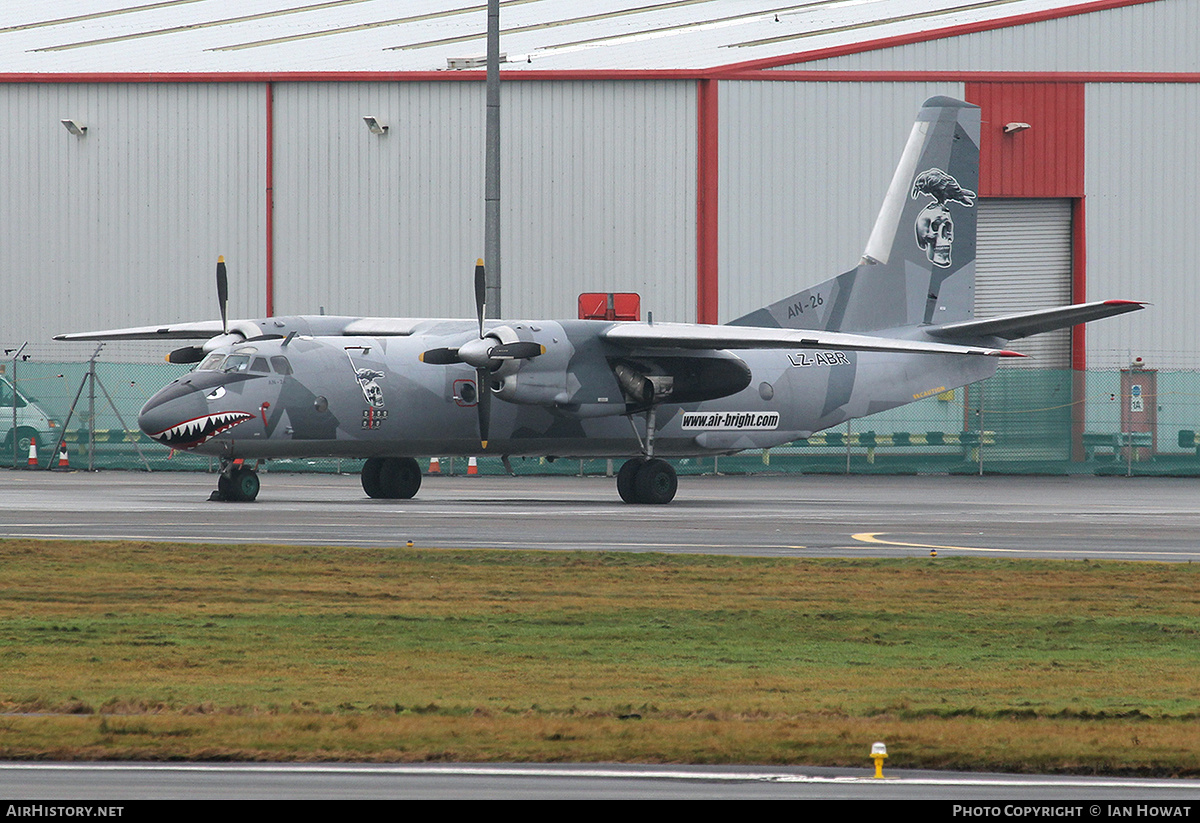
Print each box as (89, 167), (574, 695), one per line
(361, 456), (422, 499)
(210, 460), (260, 502)
(617, 405), (678, 504)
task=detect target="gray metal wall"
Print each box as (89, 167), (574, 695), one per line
(2, 71), (1195, 375)
(3, 79), (697, 363)
(271, 79), (696, 324)
(1084, 81), (1200, 369)
(1, 83), (267, 362)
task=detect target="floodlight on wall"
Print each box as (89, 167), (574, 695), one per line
(61, 119), (87, 137)
(1003, 122), (1032, 134)
(362, 116), (388, 135)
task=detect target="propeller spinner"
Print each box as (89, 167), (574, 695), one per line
(419, 258), (543, 449)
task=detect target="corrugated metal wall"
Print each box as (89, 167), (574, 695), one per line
(1, 83), (267, 362)
(1084, 81), (1200, 369)
(271, 79), (696, 324)
(4, 79), (696, 363)
(717, 81), (966, 322)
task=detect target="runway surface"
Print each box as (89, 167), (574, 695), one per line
(2, 469), (1199, 561)
(5, 470), (1200, 799)
(2, 762), (1199, 800)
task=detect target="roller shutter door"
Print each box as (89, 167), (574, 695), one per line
(975, 199), (1073, 368)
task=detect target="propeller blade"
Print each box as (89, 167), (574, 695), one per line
(474, 258), (486, 339)
(476, 367), (491, 449)
(418, 347), (462, 365)
(216, 256), (229, 335)
(488, 341), (545, 360)
(166, 345), (206, 364)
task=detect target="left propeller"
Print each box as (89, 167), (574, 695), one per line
(167, 256), (235, 364)
(419, 258), (544, 448)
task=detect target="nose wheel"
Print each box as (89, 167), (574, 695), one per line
(617, 457), (677, 505)
(211, 461), (260, 502)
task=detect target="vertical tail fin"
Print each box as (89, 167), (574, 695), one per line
(732, 97), (981, 333)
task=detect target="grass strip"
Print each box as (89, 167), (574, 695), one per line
(1, 538), (1198, 774)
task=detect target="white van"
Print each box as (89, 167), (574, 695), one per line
(1, 377), (61, 460)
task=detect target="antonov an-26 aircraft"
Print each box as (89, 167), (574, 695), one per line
(58, 97), (1142, 504)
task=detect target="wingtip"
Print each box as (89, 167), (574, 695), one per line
(998, 349), (1028, 358)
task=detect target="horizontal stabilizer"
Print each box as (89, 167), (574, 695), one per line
(927, 300), (1146, 343)
(603, 322), (1023, 358)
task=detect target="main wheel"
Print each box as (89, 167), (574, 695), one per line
(361, 457), (386, 498)
(616, 457), (647, 504)
(379, 457), (422, 499)
(633, 458), (677, 505)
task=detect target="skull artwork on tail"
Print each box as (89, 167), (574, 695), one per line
(911, 168), (975, 268)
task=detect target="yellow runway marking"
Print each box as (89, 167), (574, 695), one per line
(852, 532), (1020, 553)
(853, 533), (1200, 560)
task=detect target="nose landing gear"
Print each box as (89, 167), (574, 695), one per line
(211, 459), (261, 502)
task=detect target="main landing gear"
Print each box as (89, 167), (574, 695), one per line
(616, 404), (678, 504)
(210, 459), (260, 502)
(616, 456), (678, 505)
(361, 456), (422, 499)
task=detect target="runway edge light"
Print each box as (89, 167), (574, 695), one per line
(870, 741), (888, 778)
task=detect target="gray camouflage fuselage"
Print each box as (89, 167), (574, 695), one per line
(137, 317), (996, 460)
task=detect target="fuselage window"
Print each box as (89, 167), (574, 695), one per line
(271, 356), (292, 375)
(250, 357), (271, 373)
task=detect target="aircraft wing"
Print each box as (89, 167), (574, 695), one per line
(601, 322), (1023, 357)
(927, 300), (1146, 342)
(54, 316), (450, 342)
(54, 320), (230, 341)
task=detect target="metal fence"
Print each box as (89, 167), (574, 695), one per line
(3, 350), (1195, 477)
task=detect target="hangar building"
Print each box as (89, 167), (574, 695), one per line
(1, 0), (1196, 470)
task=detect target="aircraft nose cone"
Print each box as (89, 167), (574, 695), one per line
(138, 375), (254, 450)
(139, 381), (207, 444)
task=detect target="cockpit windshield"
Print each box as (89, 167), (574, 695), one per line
(221, 354), (252, 373)
(197, 353), (225, 371)
(195, 351), (292, 375)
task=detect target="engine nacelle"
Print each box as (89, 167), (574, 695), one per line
(490, 323), (572, 405)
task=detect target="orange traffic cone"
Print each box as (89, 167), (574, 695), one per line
(26, 437), (37, 468)
(57, 442), (69, 469)
(467, 456), (478, 475)
(429, 457), (441, 474)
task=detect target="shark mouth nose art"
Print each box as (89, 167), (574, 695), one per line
(152, 411), (254, 449)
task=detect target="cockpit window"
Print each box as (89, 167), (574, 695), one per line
(250, 357), (271, 373)
(271, 356), (292, 375)
(221, 354), (252, 373)
(197, 354), (225, 371)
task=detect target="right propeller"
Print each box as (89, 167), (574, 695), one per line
(419, 258), (543, 449)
